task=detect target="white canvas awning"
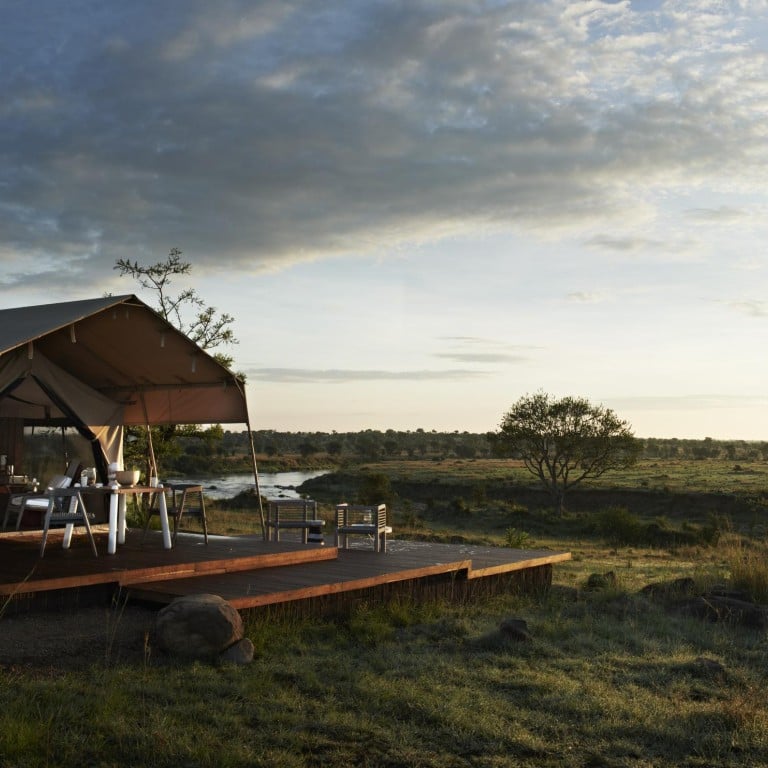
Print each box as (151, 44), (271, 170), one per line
(0, 295), (249, 427)
(0, 293), (265, 537)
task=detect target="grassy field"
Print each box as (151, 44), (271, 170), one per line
(345, 456), (768, 495)
(1, 458), (767, 767)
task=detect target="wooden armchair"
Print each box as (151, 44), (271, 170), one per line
(334, 503), (391, 553)
(266, 499), (324, 544)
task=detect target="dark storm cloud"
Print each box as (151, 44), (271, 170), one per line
(1, 0), (766, 288)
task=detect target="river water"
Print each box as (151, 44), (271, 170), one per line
(164, 470), (328, 500)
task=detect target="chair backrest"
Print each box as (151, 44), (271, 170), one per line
(268, 499), (318, 523)
(65, 461), (83, 481)
(336, 503), (387, 527)
(46, 475), (72, 491)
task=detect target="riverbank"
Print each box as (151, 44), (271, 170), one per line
(166, 470), (329, 500)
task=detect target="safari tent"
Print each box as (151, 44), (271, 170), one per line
(0, 295), (262, 525)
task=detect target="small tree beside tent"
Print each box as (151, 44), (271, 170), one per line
(114, 249), (239, 475)
(492, 392), (639, 515)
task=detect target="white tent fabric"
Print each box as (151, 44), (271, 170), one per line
(0, 348), (125, 468)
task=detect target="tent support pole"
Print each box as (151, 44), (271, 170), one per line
(139, 392), (158, 479)
(244, 413), (267, 540)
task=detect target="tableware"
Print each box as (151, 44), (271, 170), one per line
(115, 469), (140, 486)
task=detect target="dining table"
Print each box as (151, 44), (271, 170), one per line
(77, 483), (173, 554)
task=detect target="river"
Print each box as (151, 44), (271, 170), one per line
(164, 470), (328, 500)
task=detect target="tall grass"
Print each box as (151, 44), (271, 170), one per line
(722, 538), (768, 602)
(1, 579), (767, 767)
(3, 460), (768, 766)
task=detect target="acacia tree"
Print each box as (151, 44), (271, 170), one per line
(493, 392), (639, 515)
(114, 247), (237, 369)
(114, 248), (239, 474)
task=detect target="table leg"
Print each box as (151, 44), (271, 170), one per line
(118, 496), (127, 544)
(108, 491), (119, 554)
(158, 489), (172, 549)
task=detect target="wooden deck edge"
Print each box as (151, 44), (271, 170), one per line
(128, 559), (475, 609)
(0, 571), (121, 597)
(117, 545), (338, 587)
(468, 551), (572, 579)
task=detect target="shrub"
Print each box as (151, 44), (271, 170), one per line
(505, 527), (530, 548)
(358, 473), (395, 506)
(593, 507), (721, 548)
(595, 506), (644, 546)
(724, 540), (768, 603)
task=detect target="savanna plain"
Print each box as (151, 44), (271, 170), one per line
(1, 456), (767, 768)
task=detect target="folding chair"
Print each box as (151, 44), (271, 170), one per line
(3, 461), (82, 530)
(39, 487), (98, 557)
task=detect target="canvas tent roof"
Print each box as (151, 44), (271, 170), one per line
(0, 294), (265, 534)
(0, 295), (249, 427)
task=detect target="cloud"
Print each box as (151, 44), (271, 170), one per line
(608, 394), (768, 412)
(2, 0), (767, 283)
(585, 235), (665, 253)
(727, 300), (768, 318)
(246, 367), (490, 383)
(434, 335), (537, 364)
(433, 352), (528, 364)
(685, 206), (748, 223)
(567, 291), (605, 303)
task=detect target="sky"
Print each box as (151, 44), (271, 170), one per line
(2, 0), (768, 440)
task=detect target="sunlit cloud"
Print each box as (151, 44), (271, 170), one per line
(247, 368), (490, 383)
(727, 300), (768, 318)
(433, 352), (527, 364)
(434, 336), (538, 364)
(608, 395), (768, 412)
(567, 291), (605, 304)
(685, 206), (748, 223)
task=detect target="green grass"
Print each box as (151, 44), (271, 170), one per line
(4, 458), (768, 767)
(1, 573), (766, 767)
(352, 456), (768, 495)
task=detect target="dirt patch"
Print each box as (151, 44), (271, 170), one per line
(0, 603), (160, 670)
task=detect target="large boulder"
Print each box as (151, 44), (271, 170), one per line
(156, 594), (244, 660)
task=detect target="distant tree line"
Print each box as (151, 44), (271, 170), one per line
(22, 428), (768, 479)
(176, 429), (768, 472)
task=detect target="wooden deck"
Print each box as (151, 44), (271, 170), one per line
(0, 527), (571, 615)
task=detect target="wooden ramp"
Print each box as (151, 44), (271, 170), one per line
(0, 528), (571, 615)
